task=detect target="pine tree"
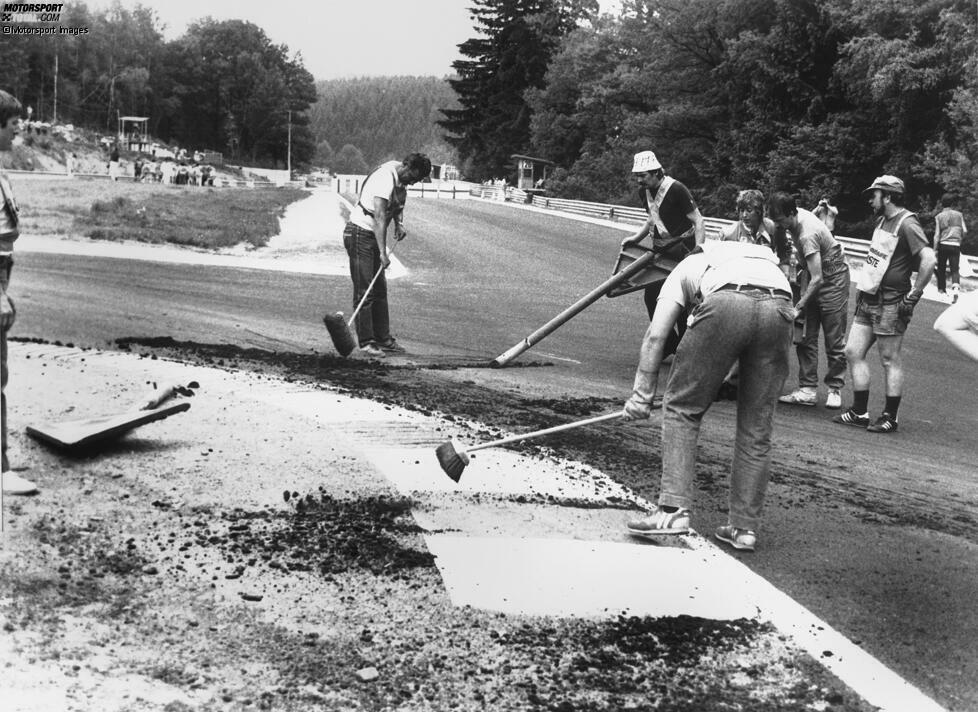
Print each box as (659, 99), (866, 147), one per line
(439, 0), (597, 182)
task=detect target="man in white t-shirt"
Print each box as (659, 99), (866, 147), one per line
(341, 153), (431, 357)
(621, 241), (794, 551)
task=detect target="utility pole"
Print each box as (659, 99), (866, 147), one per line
(53, 52), (58, 123)
(287, 110), (292, 178)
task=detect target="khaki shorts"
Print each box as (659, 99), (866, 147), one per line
(853, 293), (909, 336)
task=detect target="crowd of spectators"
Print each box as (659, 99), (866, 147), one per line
(103, 141), (217, 186)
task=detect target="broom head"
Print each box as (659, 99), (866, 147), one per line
(323, 311), (357, 357)
(435, 440), (470, 483)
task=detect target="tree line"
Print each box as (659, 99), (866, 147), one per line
(0, 2), (317, 168)
(309, 77), (459, 174)
(442, 0), (978, 241)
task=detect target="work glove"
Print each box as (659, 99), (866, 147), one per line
(622, 391), (661, 421)
(898, 292), (920, 321)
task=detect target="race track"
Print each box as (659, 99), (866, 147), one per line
(12, 195), (978, 710)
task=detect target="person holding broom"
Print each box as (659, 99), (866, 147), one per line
(621, 240), (794, 551)
(341, 152), (431, 357)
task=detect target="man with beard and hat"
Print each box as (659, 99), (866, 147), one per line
(832, 175), (935, 433)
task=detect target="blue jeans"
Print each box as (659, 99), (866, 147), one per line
(797, 273), (849, 390)
(659, 290), (793, 530)
(343, 223), (390, 347)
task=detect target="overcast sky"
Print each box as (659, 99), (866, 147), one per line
(90, 0), (622, 81)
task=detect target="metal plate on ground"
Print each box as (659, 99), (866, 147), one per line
(26, 402), (191, 450)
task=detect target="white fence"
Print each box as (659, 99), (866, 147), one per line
(471, 185), (977, 271)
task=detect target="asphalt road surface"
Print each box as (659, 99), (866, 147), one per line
(13, 196), (978, 710)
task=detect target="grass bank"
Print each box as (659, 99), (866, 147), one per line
(14, 178), (308, 249)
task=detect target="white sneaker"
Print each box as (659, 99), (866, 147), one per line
(779, 388), (816, 406)
(825, 389), (842, 410)
(952, 284), (960, 304)
(359, 343), (386, 358)
(2, 471), (38, 495)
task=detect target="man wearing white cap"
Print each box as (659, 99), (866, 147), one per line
(833, 175), (935, 433)
(622, 150), (705, 355)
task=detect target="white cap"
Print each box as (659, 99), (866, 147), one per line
(631, 150), (662, 173)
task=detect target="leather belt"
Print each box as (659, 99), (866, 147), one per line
(715, 283), (792, 300)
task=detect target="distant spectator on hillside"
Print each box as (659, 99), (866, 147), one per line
(108, 142), (120, 181)
(65, 152), (75, 177)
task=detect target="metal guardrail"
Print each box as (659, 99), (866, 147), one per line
(470, 186), (976, 273)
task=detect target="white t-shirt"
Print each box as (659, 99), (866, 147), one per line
(658, 242), (790, 309)
(350, 161), (402, 231)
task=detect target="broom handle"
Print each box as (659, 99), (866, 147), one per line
(464, 411), (621, 454)
(347, 241), (398, 327)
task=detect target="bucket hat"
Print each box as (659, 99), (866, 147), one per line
(631, 151), (662, 173)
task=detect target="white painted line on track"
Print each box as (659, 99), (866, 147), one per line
(532, 351), (582, 364)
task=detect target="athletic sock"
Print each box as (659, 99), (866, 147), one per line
(853, 390), (870, 414)
(884, 396), (901, 419)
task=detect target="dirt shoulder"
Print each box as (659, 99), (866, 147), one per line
(0, 342), (877, 712)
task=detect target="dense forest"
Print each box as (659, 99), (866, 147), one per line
(2, 0), (977, 241)
(309, 77), (459, 173)
(0, 2), (318, 168)
(442, 0), (978, 239)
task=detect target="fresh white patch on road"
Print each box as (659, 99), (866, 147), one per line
(426, 536), (759, 619)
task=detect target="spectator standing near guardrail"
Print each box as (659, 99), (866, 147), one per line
(621, 150), (706, 356)
(768, 193), (850, 410)
(0, 90), (38, 496)
(833, 175), (936, 433)
(933, 193), (967, 304)
(813, 197), (839, 233)
(341, 152), (431, 358)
